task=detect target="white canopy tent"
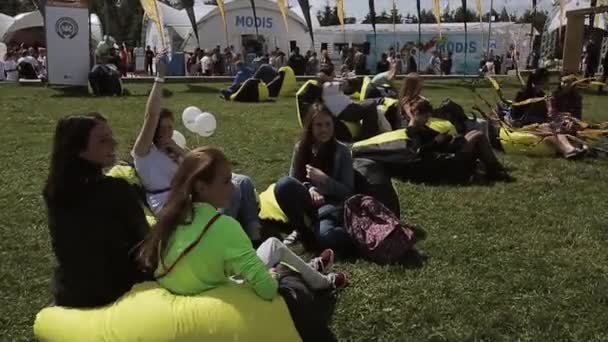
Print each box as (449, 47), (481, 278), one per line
(1, 10), (103, 45)
(0, 13), (14, 40)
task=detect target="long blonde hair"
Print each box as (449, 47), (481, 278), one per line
(137, 146), (228, 272)
(399, 72), (422, 102)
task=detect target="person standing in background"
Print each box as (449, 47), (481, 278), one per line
(201, 50), (212, 76)
(288, 47), (307, 76)
(307, 52), (320, 76)
(4, 52), (19, 81)
(377, 53), (390, 73)
(584, 39), (599, 78)
(144, 46), (155, 76)
(441, 51), (453, 75)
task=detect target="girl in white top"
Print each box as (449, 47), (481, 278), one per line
(4, 53), (19, 82)
(318, 64), (383, 140)
(132, 53), (263, 242)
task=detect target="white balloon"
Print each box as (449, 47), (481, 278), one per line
(182, 106), (202, 133)
(171, 130), (187, 149)
(195, 112), (217, 137)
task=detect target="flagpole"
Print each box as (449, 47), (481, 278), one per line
(417, 0), (421, 69)
(151, 0), (166, 49)
(487, 0), (493, 55)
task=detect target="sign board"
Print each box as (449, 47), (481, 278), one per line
(45, 4), (90, 86)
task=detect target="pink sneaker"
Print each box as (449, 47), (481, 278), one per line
(311, 249), (334, 273)
(330, 272), (348, 289)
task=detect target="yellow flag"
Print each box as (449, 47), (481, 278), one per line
(140, 0), (165, 48)
(432, 0), (442, 38)
(277, 0), (289, 32)
(559, 0), (565, 32)
(337, 0), (345, 31)
(476, 0), (482, 21)
(217, 0), (228, 43)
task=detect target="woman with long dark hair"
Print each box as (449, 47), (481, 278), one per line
(43, 113), (150, 308)
(512, 68), (550, 125)
(399, 72), (426, 123)
(274, 103), (355, 255)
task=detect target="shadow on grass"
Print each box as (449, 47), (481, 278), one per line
(183, 84), (222, 94)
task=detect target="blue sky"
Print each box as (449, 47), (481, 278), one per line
(305, 0), (554, 18)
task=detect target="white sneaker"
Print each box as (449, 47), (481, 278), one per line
(282, 230), (299, 246)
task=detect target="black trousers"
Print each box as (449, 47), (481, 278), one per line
(276, 264), (337, 342)
(338, 102), (379, 140)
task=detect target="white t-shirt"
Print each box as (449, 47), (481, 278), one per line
(201, 55), (212, 73)
(18, 55), (38, 68)
(4, 60), (18, 81)
(322, 81), (352, 116)
(132, 145), (178, 214)
(0, 60), (5, 81)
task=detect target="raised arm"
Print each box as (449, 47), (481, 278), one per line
(132, 56), (166, 158)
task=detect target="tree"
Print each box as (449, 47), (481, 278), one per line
(442, 7), (454, 23)
(518, 9), (549, 32)
(0, 0), (36, 16)
(317, 3), (339, 26)
(453, 6), (476, 22)
(363, 8), (404, 24)
(91, 0), (144, 45)
(419, 9), (437, 23)
(498, 7), (516, 22)
(390, 7), (402, 24)
(483, 9), (500, 22)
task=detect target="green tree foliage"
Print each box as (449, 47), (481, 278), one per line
(0, 0), (36, 16)
(92, 0), (144, 45)
(317, 3), (339, 26)
(517, 9), (549, 32)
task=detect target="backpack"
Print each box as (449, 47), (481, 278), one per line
(344, 194), (416, 264)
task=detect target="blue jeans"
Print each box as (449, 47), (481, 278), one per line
(219, 173), (261, 241)
(274, 176), (353, 255)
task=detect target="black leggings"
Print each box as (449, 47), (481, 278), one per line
(338, 102), (379, 139)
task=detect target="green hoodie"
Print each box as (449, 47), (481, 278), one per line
(156, 202), (278, 300)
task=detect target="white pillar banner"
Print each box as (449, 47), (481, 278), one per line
(45, 6), (90, 86)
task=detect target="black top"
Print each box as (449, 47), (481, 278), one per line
(512, 87), (548, 125)
(288, 54), (307, 75)
(406, 125), (463, 156)
(45, 158), (150, 308)
(377, 60), (390, 73)
(552, 88), (583, 119)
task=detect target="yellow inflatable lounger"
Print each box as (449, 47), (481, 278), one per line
(106, 165), (157, 226)
(230, 78), (270, 102)
(34, 281), (302, 342)
(258, 183), (289, 224)
(359, 76), (372, 102)
(499, 128), (555, 157)
(268, 66), (296, 97)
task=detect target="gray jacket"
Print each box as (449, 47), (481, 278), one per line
(289, 141), (354, 202)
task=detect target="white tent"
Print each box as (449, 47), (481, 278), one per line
(1, 11), (103, 44)
(0, 13), (14, 40)
(144, 0), (319, 52)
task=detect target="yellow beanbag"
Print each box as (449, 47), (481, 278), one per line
(106, 165), (156, 226)
(499, 128), (555, 157)
(258, 183), (288, 223)
(34, 282), (301, 342)
(278, 66), (296, 97)
(359, 76), (372, 102)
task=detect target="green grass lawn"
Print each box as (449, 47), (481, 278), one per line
(2, 80), (608, 341)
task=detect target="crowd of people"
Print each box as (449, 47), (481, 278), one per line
(0, 44), (47, 81)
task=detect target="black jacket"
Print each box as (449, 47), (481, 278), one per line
(45, 158), (150, 307)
